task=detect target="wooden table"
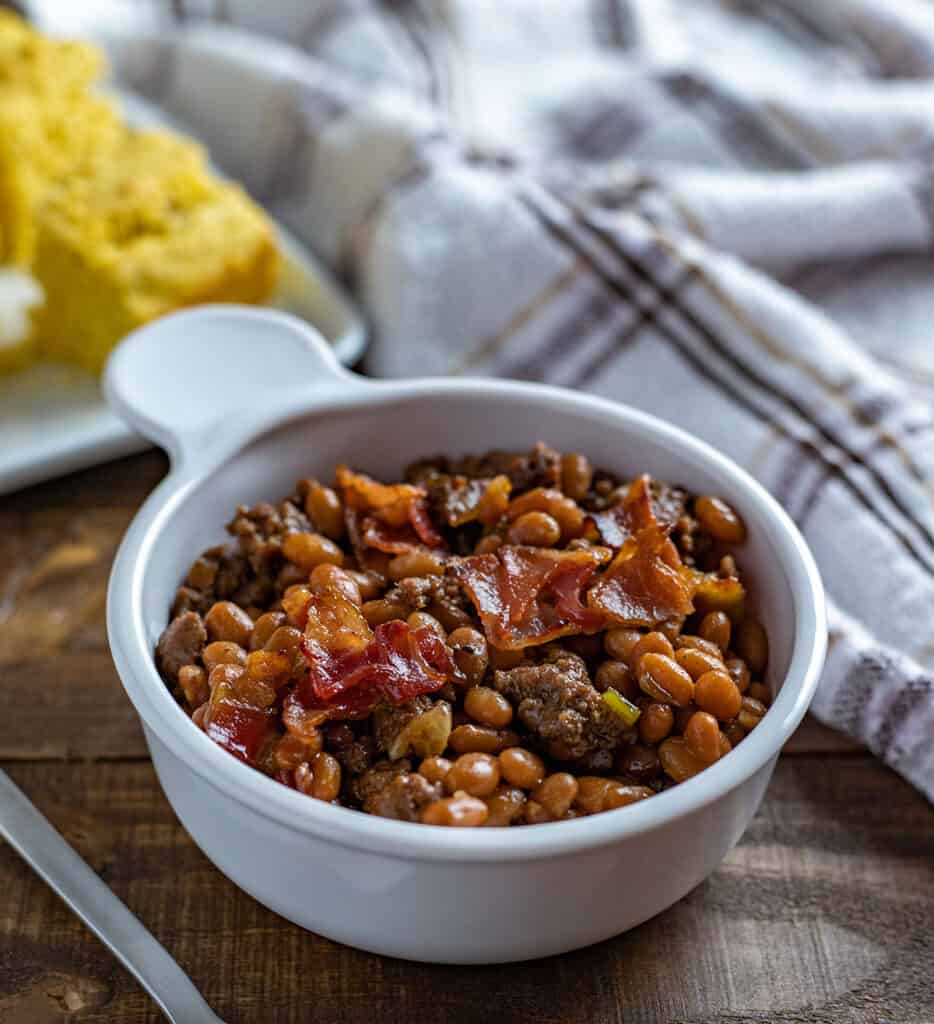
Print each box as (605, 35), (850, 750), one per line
(1, 452), (932, 1024)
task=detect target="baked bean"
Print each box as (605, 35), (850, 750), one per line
(657, 618), (685, 642)
(594, 659), (638, 699)
(295, 751), (341, 801)
(444, 753), (501, 798)
(419, 756), (452, 785)
(362, 598), (407, 627)
(281, 586), (313, 627)
(560, 452), (593, 501)
(673, 703), (696, 734)
(345, 569), (385, 601)
(695, 495), (746, 544)
(276, 563), (307, 593)
(604, 628), (641, 662)
(208, 664), (244, 691)
(263, 625), (305, 674)
(204, 601), (253, 646)
(250, 611), (286, 651)
(532, 773), (579, 818)
(523, 800), (551, 825)
(637, 653), (695, 707)
(617, 743), (660, 781)
(724, 658), (749, 695)
(507, 511), (561, 547)
(474, 534), (503, 555)
(736, 621), (769, 674)
(243, 650), (291, 689)
(604, 783), (654, 810)
(186, 556), (217, 591)
(448, 724), (518, 755)
(282, 532), (345, 573)
(719, 732), (733, 757)
(387, 549), (446, 580)
(274, 732), (322, 770)
(191, 704), (208, 730)
(202, 641), (247, 673)
(724, 720), (746, 747)
(698, 611), (731, 652)
(639, 702), (674, 744)
(407, 611), (446, 641)
(659, 737), (707, 783)
(484, 786), (527, 826)
(303, 481), (345, 540)
(675, 635), (723, 660)
(747, 682), (771, 704)
(694, 670), (742, 721)
(447, 627), (489, 686)
(282, 696), (329, 740)
(629, 631), (676, 672)
(421, 792), (489, 827)
(427, 600), (473, 632)
(178, 664), (209, 707)
(738, 696), (767, 732)
(464, 686), (513, 728)
(572, 777), (610, 814)
(499, 748), (546, 790)
(674, 646), (723, 681)
(684, 711), (722, 764)
(310, 564), (362, 606)
(507, 488), (584, 540)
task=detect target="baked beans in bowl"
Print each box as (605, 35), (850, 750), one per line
(106, 306), (825, 961)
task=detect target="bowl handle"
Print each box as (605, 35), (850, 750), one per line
(104, 305), (361, 471)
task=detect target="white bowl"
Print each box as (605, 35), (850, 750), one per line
(105, 306), (826, 964)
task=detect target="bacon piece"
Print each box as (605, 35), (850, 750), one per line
(587, 523), (694, 628)
(587, 474), (657, 548)
(450, 545), (611, 650)
(431, 474), (511, 528)
(337, 465), (445, 555)
(206, 702), (273, 765)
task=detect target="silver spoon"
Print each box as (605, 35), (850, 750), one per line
(0, 768), (224, 1023)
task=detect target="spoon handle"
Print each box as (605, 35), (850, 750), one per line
(0, 769), (223, 1024)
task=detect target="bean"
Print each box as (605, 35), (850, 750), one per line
(560, 453), (593, 501)
(448, 724), (518, 755)
(447, 627), (489, 686)
(202, 641), (247, 673)
(310, 564), (362, 606)
(695, 495), (746, 544)
(532, 773), (579, 819)
(250, 611), (286, 651)
(276, 562), (307, 593)
(675, 635), (723, 660)
(474, 534), (503, 555)
(387, 549), (446, 580)
(604, 783), (654, 810)
(724, 720), (746, 747)
(303, 481), (345, 540)
(737, 621), (769, 674)
(725, 656), (751, 694)
(523, 800), (551, 825)
(694, 670), (742, 721)
(603, 628), (642, 663)
(684, 711), (723, 765)
(362, 599), (407, 627)
(698, 611), (731, 652)
(659, 737), (707, 783)
(637, 653), (695, 707)
(274, 732), (323, 771)
(674, 647), (723, 681)
(499, 748), (546, 790)
(738, 696), (768, 732)
(444, 753), (501, 798)
(407, 611), (447, 641)
(281, 587), (313, 627)
(204, 601), (253, 646)
(421, 792), (489, 827)
(418, 756), (452, 785)
(507, 511), (561, 547)
(484, 786), (527, 826)
(638, 702), (674, 744)
(747, 682), (771, 704)
(574, 776), (614, 814)
(594, 659), (638, 699)
(464, 686), (513, 728)
(345, 569), (385, 601)
(295, 751), (341, 801)
(507, 488), (585, 540)
(630, 631), (675, 672)
(178, 664), (208, 707)
(617, 743), (660, 782)
(282, 532), (345, 572)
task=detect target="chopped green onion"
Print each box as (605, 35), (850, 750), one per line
(603, 687), (641, 727)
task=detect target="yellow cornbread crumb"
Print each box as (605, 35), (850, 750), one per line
(32, 127), (279, 374)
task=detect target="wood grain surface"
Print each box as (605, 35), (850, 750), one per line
(1, 452), (931, 1024)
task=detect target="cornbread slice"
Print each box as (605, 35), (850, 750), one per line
(0, 268), (42, 373)
(0, 10), (104, 95)
(32, 128), (279, 374)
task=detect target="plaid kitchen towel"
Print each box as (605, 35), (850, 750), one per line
(29, 0), (934, 800)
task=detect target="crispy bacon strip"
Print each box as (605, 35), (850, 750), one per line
(337, 465), (445, 555)
(587, 474), (658, 548)
(450, 545), (611, 650)
(432, 474), (511, 528)
(296, 591), (455, 716)
(587, 523), (694, 627)
(206, 703), (273, 765)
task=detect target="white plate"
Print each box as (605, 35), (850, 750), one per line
(0, 92), (367, 496)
